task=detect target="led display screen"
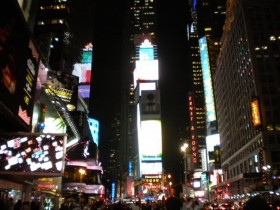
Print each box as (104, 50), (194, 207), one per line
(0, 0), (39, 128)
(134, 60), (159, 84)
(78, 84), (90, 99)
(73, 63), (92, 83)
(139, 39), (154, 61)
(0, 133), (66, 176)
(45, 71), (78, 112)
(199, 36), (216, 123)
(88, 118), (99, 146)
(251, 99), (262, 127)
(81, 50), (92, 64)
(138, 120), (162, 175)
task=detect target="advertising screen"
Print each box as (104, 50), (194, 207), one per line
(0, 133), (66, 176)
(78, 84), (91, 99)
(138, 120), (162, 175)
(88, 118), (99, 146)
(139, 39), (155, 61)
(0, 0), (39, 129)
(199, 36), (216, 123)
(45, 71), (78, 112)
(134, 60), (159, 82)
(73, 63), (92, 83)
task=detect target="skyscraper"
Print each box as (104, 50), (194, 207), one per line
(214, 0), (280, 195)
(187, 0), (226, 199)
(119, 0), (161, 198)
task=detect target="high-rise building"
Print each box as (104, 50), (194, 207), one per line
(196, 0), (226, 200)
(187, 0), (206, 173)
(33, 0), (92, 73)
(214, 0), (280, 196)
(118, 0), (160, 198)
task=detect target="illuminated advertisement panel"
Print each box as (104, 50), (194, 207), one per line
(73, 63), (92, 83)
(139, 39), (155, 61)
(43, 117), (66, 134)
(188, 94), (198, 165)
(205, 134), (221, 170)
(205, 134), (220, 152)
(45, 71), (78, 112)
(0, 1), (39, 129)
(88, 118), (99, 146)
(139, 82), (156, 94)
(37, 177), (62, 195)
(78, 84), (90, 99)
(81, 42), (93, 64)
(138, 120), (162, 175)
(251, 98), (262, 127)
(0, 133), (66, 176)
(135, 60), (159, 82)
(199, 36), (216, 123)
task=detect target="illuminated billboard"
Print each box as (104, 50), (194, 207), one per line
(251, 98), (262, 127)
(45, 71), (78, 112)
(0, 133), (66, 176)
(139, 39), (155, 61)
(188, 94), (198, 165)
(139, 82), (156, 94)
(199, 36), (216, 123)
(134, 60), (159, 84)
(78, 84), (90, 99)
(81, 42), (93, 64)
(138, 120), (162, 175)
(0, 0), (39, 129)
(88, 118), (99, 146)
(205, 134), (220, 152)
(73, 63), (92, 84)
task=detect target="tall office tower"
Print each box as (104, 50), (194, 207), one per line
(187, 0), (206, 172)
(33, 0), (90, 72)
(105, 113), (122, 199)
(195, 0), (226, 199)
(118, 0), (159, 197)
(33, 0), (71, 71)
(214, 0), (280, 196)
(133, 39), (162, 198)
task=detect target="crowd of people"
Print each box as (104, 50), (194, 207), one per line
(0, 190), (278, 210)
(0, 197), (40, 210)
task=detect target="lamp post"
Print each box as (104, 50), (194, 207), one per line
(79, 168), (86, 183)
(262, 164), (271, 190)
(181, 143), (189, 185)
(78, 168), (86, 204)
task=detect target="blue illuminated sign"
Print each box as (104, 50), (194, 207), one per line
(199, 37), (216, 123)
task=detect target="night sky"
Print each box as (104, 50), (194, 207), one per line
(87, 1), (192, 185)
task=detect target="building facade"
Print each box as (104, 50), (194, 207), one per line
(214, 0), (280, 197)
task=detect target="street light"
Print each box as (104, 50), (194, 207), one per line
(181, 143), (189, 185)
(262, 164), (271, 189)
(79, 168), (86, 183)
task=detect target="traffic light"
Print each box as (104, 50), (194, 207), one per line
(226, 182), (230, 187)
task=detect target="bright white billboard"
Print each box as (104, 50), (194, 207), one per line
(138, 120), (162, 175)
(73, 63), (92, 83)
(205, 133), (220, 152)
(134, 60), (159, 85)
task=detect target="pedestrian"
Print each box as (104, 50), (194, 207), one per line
(165, 188), (182, 210)
(243, 196), (272, 210)
(14, 200), (22, 210)
(20, 201), (31, 210)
